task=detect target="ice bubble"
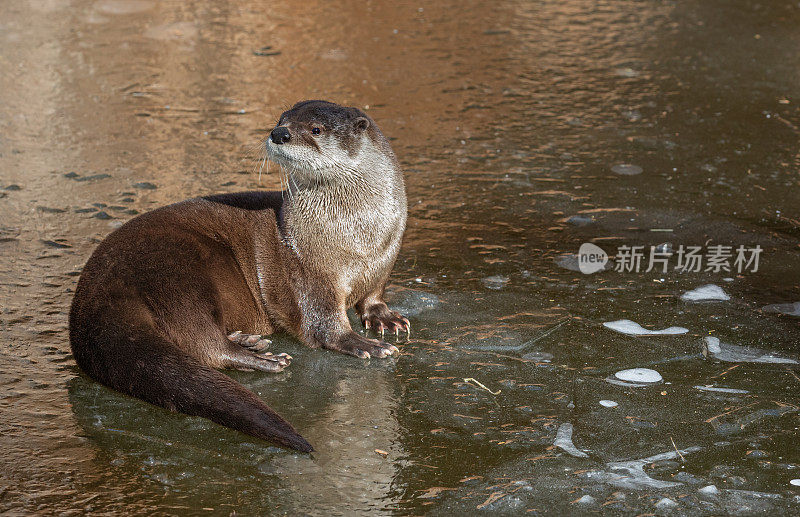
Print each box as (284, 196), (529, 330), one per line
(762, 301), (800, 317)
(553, 423), (589, 458)
(655, 498), (678, 510)
(698, 485), (720, 496)
(790, 479), (800, 486)
(521, 351), (553, 362)
(681, 284), (730, 302)
(704, 336), (798, 364)
(693, 385), (749, 394)
(482, 275), (509, 290)
(574, 495), (596, 505)
(614, 68), (640, 78)
(604, 319), (688, 335)
(599, 400), (618, 408)
(615, 368), (663, 384)
(611, 163), (643, 175)
(565, 215), (595, 226)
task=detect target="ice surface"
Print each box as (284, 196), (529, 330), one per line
(614, 368), (663, 383)
(553, 423), (589, 458)
(599, 400), (618, 408)
(604, 319), (689, 335)
(704, 336), (798, 364)
(790, 479), (800, 487)
(681, 284), (730, 302)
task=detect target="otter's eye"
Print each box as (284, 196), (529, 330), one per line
(311, 126), (322, 135)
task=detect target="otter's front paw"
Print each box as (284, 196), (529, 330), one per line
(360, 304), (411, 338)
(324, 332), (398, 359)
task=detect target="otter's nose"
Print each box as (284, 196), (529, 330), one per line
(270, 126), (291, 145)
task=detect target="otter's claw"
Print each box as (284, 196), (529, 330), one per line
(361, 306), (411, 342)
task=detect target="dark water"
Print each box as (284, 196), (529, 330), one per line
(2, 0), (799, 514)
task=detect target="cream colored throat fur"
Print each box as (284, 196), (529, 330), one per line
(267, 139), (406, 307)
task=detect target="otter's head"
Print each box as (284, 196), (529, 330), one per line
(266, 100), (393, 186)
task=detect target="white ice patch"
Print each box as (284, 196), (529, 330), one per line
(603, 319), (688, 336)
(704, 336), (798, 364)
(681, 284), (730, 302)
(693, 385), (749, 394)
(553, 423), (589, 458)
(584, 446), (703, 490)
(599, 400), (619, 408)
(614, 368), (663, 384)
(762, 301), (800, 317)
(790, 479), (800, 487)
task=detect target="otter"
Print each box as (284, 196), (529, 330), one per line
(68, 100), (410, 452)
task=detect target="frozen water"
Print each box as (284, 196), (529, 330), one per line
(604, 319), (689, 335)
(553, 423), (589, 458)
(681, 284), (730, 302)
(762, 301), (800, 317)
(611, 163), (643, 175)
(704, 336), (798, 364)
(599, 400), (618, 408)
(694, 385), (749, 394)
(615, 368), (662, 383)
(790, 479), (800, 487)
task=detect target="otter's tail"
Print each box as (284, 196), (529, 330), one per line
(71, 329), (313, 452)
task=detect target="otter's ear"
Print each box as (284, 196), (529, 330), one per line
(354, 117), (370, 132)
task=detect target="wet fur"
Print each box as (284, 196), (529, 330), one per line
(69, 101), (408, 451)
